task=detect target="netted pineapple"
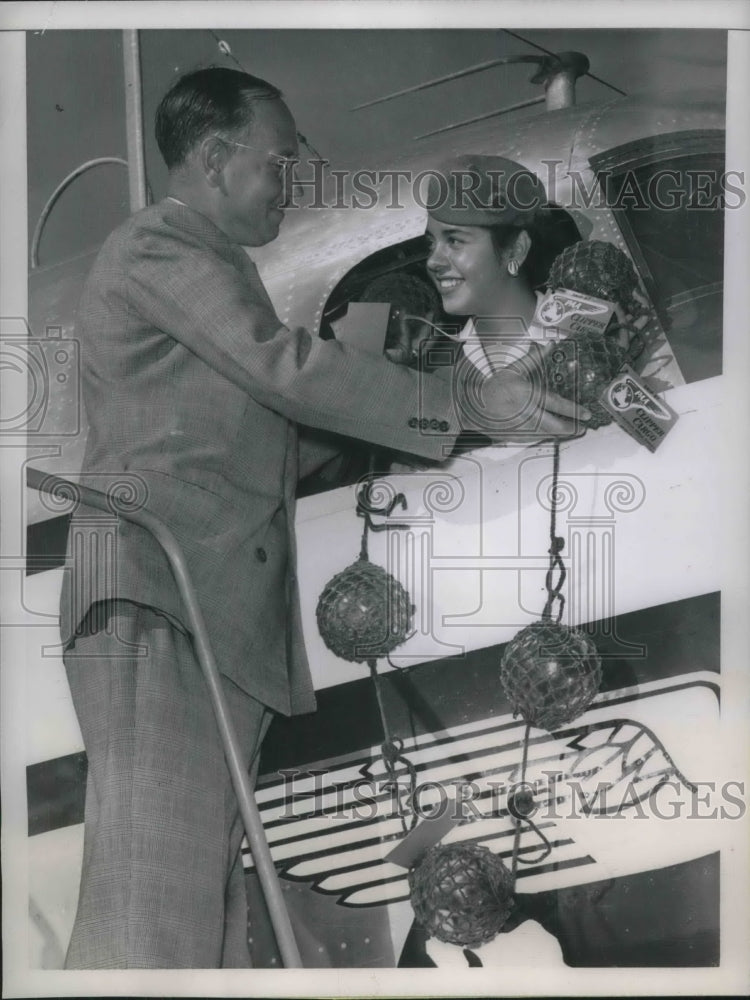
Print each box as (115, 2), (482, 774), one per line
(543, 240), (643, 427)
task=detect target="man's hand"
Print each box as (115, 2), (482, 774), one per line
(384, 309), (435, 367)
(460, 365), (591, 442)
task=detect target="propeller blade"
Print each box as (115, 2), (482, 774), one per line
(414, 96), (545, 140)
(351, 56), (542, 111)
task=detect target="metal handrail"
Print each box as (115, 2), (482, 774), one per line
(29, 158), (130, 270)
(26, 466), (303, 968)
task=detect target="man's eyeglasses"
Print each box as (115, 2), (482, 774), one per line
(213, 136), (300, 175)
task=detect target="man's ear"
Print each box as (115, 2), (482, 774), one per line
(198, 135), (231, 188)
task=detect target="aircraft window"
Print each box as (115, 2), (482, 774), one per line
(593, 138), (725, 384)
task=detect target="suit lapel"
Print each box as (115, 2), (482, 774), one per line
(159, 197), (279, 314)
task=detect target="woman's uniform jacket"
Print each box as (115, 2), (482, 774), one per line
(60, 199), (463, 716)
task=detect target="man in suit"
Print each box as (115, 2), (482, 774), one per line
(60, 66), (588, 969)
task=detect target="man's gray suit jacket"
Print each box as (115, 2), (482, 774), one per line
(60, 199), (463, 715)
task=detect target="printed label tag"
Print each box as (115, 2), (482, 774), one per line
(386, 800), (469, 870)
(600, 364), (679, 451)
(534, 287), (616, 337)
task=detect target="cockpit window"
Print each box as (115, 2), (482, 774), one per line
(591, 132), (725, 383)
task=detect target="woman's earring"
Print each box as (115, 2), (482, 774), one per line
(507, 259), (519, 277)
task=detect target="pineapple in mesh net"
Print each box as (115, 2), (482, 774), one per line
(544, 336), (628, 428)
(546, 240), (640, 312)
(543, 240), (646, 428)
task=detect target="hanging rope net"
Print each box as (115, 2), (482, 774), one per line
(316, 480), (418, 831)
(408, 842), (514, 948)
(316, 557), (413, 663)
(500, 619), (602, 732)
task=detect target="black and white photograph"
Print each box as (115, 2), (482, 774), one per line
(1, 2), (749, 996)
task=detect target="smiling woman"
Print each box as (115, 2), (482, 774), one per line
(424, 154), (582, 375)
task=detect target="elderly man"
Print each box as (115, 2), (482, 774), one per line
(60, 66), (587, 969)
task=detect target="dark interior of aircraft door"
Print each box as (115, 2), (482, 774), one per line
(591, 130), (725, 385)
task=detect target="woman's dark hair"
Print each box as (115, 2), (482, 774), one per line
(487, 206), (583, 289)
(155, 67), (282, 170)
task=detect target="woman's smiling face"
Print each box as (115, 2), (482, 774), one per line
(425, 217), (510, 317)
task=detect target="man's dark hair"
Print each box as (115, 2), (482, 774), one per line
(155, 67), (283, 170)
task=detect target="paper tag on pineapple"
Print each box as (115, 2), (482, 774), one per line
(600, 365), (679, 451)
(386, 797), (470, 869)
(535, 287), (616, 337)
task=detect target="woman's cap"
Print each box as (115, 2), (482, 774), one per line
(426, 154), (547, 226)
